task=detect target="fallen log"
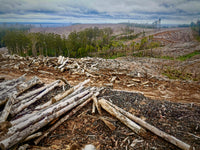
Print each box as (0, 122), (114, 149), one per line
(58, 58), (68, 69)
(35, 79), (90, 110)
(11, 80), (60, 116)
(0, 90), (93, 149)
(12, 83), (88, 126)
(0, 98), (8, 107)
(99, 116), (116, 131)
(16, 76), (41, 97)
(7, 89), (90, 136)
(0, 80), (23, 97)
(17, 144), (29, 150)
(98, 99), (146, 136)
(24, 132), (42, 142)
(15, 81), (55, 102)
(53, 79), (90, 103)
(34, 92), (96, 145)
(0, 74), (26, 88)
(92, 93), (102, 115)
(0, 96), (14, 123)
(103, 99), (191, 150)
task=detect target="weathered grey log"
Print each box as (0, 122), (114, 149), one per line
(0, 74), (26, 88)
(24, 132), (42, 142)
(34, 93), (96, 145)
(11, 80), (60, 116)
(99, 116), (116, 131)
(99, 99), (146, 136)
(15, 80), (58, 102)
(16, 76), (41, 97)
(17, 144), (29, 150)
(0, 91), (93, 150)
(58, 58), (68, 69)
(103, 99), (191, 150)
(53, 79), (90, 103)
(11, 82), (87, 126)
(0, 96), (14, 123)
(92, 92), (101, 115)
(11, 112), (37, 126)
(8, 89), (90, 136)
(57, 56), (64, 64)
(0, 99), (8, 107)
(0, 81), (23, 97)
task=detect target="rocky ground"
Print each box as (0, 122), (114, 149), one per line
(0, 27), (200, 150)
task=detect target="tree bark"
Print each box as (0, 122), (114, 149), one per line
(0, 74), (26, 88)
(104, 99), (191, 150)
(58, 58), (68, 69)
(16, 76), (41, 97)
(11, 80), (60, 116)
(0, 91), (93, 150)
(24, 132), (42, 142)
(99, 99), (146, 136)
(34, 93), (95, 145)
(0, 96), (14, 123)
(92, 92), (101, 115)
(7, 89), (90, 136)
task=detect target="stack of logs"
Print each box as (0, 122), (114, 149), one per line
(0, 54), (153, 79)
(0, 75), (192, 150)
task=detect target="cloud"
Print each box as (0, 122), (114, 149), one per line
(0, 0), (199, 24)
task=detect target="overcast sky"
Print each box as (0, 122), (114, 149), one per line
(0, 0), (199, 24)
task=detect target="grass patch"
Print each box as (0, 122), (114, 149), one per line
(109, 53), (126, 59)
(162, 66), (196, 81)
(160, 56), (174, 60)
(176, 51), (200, 61)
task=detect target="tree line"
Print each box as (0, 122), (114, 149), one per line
(2, 24), (162, 58)
(3, 27), (115, 57)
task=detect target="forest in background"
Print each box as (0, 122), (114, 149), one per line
(0, 21), (199, 58)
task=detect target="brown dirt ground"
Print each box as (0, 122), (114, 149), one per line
(0, 28), (200, 149)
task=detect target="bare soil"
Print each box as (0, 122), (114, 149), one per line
(0, 27), (200, 150)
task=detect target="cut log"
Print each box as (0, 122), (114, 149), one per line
(0, 96), (14, 123)
(58, 58), (68, 69)
(0, 80), (23, 96)
(99, 116), (116, 131)
(16, 76), (41, 97)
(15, 81), (55, 102)
(52, 88), (74, 104)
(11, 85), (87, 126)
(92, 102), (96, 114)
(98, 99), (146, 136)
(17, 144), (29, 150)
(0, 91), (93, 149)
(92, 92), (102, 115)
(104, 99), (191, 150)
(0, 98), (8, 107)
(11, 80), (60, 116)
(34, 93), (96, 145)
(24, 132), (42, 142)
(0, 74), (26, 88)
(7, 89), (90, 136)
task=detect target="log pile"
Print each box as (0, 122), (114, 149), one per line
(0, 75), (98, 149)
(0, 75), (192, 150)
(0, 54), (159, 79)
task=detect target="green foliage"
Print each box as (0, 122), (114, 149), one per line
(162, 67), (194, 81)
(176, 51), (200, 61)
(0, 23), (31, 48)
(109, 53), (126, 59)
(3, 26), (115, 58)
(160, 56), (174, 60)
